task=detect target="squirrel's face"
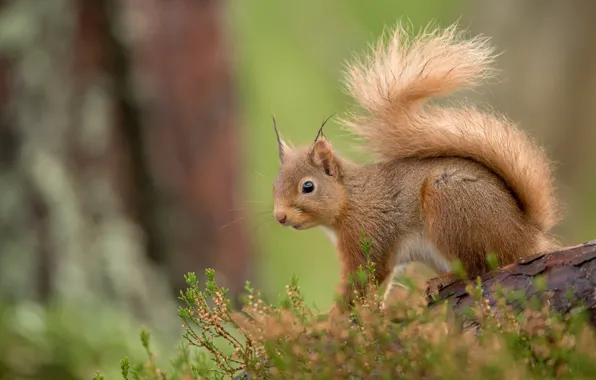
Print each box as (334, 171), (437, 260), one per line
(272, 134), (345, 230)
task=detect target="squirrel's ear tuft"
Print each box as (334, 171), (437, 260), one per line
(310, 138), (340, 177)
(272, 116), (289, 162)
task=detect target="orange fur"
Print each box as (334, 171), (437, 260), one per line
(341, 23), (561, 231)
(272, 22), (563, 313)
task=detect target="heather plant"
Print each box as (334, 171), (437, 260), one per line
(100, 237), (596, 380)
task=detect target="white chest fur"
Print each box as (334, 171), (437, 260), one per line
(320, 226), (338, 247)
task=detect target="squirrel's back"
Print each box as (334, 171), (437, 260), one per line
(340, 23), (561, 232)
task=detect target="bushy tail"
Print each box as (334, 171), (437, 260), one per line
(341, 23), (560, 231)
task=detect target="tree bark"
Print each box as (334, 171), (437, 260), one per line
(0, 0), (179, 334)
(427, 240), (596, 326)
(121, 0), (254, 304)
(0, 0), (252, 332)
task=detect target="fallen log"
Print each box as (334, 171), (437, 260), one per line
(426, 240), (596, 326)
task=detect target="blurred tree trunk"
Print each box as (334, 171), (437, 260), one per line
(464, 0), (596, 244)
(123, 0), (253, 304)
(0, 0), (174, 332)
(0, 0), (251, 327)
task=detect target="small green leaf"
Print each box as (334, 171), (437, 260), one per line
(452, 260), (467, 280)
(533, 274), (547, 293)
(120, 357), (130, 380)
(140, 329), (151, 353)
(486, 252), (499, 271)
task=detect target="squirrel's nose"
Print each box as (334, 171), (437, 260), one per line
(275, 212), (287, 225)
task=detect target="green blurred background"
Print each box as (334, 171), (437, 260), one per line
(1, 0), (595, 378)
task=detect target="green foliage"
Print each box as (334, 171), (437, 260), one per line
(175, 270), (261, 378)
(346, 232), (377, 291)
(486, 252), (499, 271)
(120, 357), (130, 380)
(0, 300), (158, 380)
(107, 258), (596, 380)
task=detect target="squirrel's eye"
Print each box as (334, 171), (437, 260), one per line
(302, 181), (315, 194)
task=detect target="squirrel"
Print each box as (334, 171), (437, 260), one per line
(271, 23), (562, 313)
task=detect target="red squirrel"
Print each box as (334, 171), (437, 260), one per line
(271, 23), (562, 312)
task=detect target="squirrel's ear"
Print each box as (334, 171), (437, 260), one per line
(272, 116), (289, 162)
(310, 138), (340, 177)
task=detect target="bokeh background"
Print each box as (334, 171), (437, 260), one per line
(1, 0), (595, 378)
